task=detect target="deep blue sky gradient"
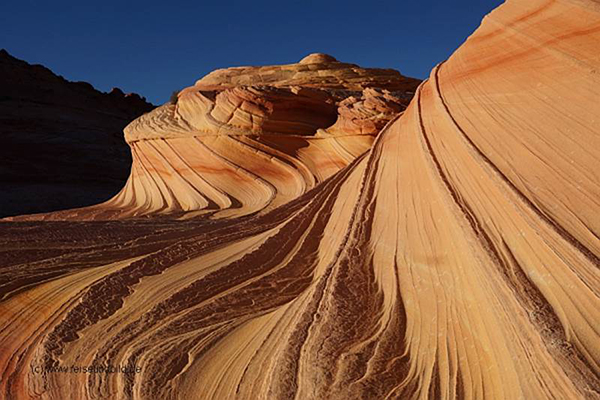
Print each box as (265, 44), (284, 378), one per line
(3, 0), (504, 104)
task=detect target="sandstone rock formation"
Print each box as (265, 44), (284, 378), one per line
(11, 53), (419, 220)
(1, 0), (600, 399)
(0, 49), (154, 218)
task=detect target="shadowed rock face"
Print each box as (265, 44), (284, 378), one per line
(1, 0), (600, 399)
(11, 53), (420, 220)
(0, 49), (154, 218)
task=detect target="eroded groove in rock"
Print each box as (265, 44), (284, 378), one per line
(1, 0), (600, 399)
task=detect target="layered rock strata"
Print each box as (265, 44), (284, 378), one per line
(14, 54), (419, 220)
(1, 0), (600, 399)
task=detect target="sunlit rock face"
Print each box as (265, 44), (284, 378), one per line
(1, 0), (600, 399)
(10, 54), (420, 220)
(324, 87), (408, 135)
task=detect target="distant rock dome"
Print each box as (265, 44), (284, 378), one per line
(299, 53), (338, 64)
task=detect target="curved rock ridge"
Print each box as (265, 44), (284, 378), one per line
(194, 52), (419, 91)
(10, 54), (420, 220)
(1, 0), (600, 399)
(124, 52), (420, 143)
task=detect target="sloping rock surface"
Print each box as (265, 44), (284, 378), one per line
(1, 1), (599, 399)
(14, 53), (420, 220)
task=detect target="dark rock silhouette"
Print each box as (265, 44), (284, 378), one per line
(0, 49), (154, 217)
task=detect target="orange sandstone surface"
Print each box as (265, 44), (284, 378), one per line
(1, 0), (600, 399)
(7, 53), (419, 220)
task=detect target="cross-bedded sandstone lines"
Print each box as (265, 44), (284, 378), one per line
(1, 0), (600, 399)
(6, 54), (419, 221)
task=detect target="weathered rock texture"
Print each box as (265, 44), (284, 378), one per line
(1, 0), (600, 399)
(11, 53), (419, 220)
(0, 49), (154, 218)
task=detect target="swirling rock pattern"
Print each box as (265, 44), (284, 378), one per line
(1, 0), (600, 399)
(8, 54), (419, 221)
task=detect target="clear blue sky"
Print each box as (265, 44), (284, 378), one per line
(2, 0), (503, 105)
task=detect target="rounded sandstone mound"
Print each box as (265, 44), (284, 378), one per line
(10, 55), (421, 220)
(298, 53), (339, 64)
(124, 53), (421, 143)
(193, 52), (419, 91)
